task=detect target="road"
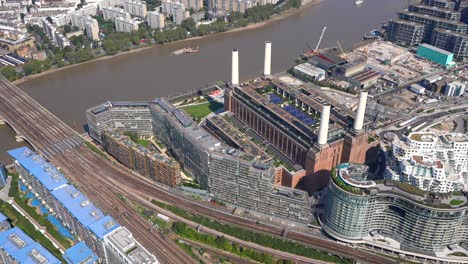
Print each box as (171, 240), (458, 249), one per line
(0, 77), (396, 264)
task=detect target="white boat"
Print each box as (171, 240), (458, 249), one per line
(355, 0), (364, 5)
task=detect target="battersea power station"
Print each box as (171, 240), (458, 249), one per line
(224, 44), (371, 193)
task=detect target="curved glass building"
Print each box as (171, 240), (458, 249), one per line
(322, 163), (468, 254)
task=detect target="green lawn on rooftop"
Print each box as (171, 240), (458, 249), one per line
(181, 101), (223, 120)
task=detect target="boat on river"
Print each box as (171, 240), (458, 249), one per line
(171, 47), (200, 55)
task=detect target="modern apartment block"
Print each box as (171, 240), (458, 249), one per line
(212, 0), (254, 13)
(0, 213), (10, 233)
(150, 98), (311, 223)
(444, 80), (466, 96)
(0, 163), (6, 189)
(387, 19), (424, 47)
(102, 7), (131, 21)
(178, 0), (203, 11)
(323, 163), (468, 255)
(386, 132), (468, 193)
(161, 0), (189, 24)
(387, 1), (468, 58)
(86, 101), (152, 144)
(101, 130), (181, 187)
(63, 242), (99, 264)
(123, 0), (148, 17)
(115, 17), (139, 32)
(147, 11), (165, 29)
(97, 0), (127, 9)
(8, 147), (158, 264)
(41, 19), (70, 49)
(0, 227), (61, 264)
(70, 15), (100, 40)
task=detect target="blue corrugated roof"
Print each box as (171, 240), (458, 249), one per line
(0, 227), (35, 254)
(63, 242), (98, 264)
(11, 243), (61, 264)
(8, 147), (68, 191)
(51, 185), (105, 229)
(88, 215), (121, 239)
(0, 212), (7, 222)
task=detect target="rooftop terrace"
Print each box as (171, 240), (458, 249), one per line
(63, 241), (99, 264)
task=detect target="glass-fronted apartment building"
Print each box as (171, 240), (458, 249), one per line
(322, 163), (468, 254)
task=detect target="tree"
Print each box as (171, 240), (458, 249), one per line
(189, 7), (195, 15)
(181, 18), (197, 36)
(20, 13), (25, 23)
(63, 25), (72, 33)
(46, 16), (53, 24)
(0, 66), (18, 81)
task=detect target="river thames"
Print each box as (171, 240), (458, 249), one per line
(0, 0), (408, 162)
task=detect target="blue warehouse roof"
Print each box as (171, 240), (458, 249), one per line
(0, 227), (60, 263)
(63, 242), (99, 264)
(0, 212), (7, 222)
(8, 147), (68, 191)
(88, 215), (120, 239)
(51, 185), (105, 229)
(10, 243), (61, 264)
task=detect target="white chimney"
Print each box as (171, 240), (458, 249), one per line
(232, 49), (239, 85)
(264, 41), (271, 76)
(318, 104), (331, 146)
(354, 91), (368, 131)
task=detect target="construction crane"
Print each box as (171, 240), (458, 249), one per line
(336, 40), (346, 58)
(303, 26), (327, 57)
(315, 26), (327, 50)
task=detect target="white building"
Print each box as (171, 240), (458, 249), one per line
(213, 0), (254, 13)
(161, 0), (188, 24)
(104, 227), (158, 264)
(115, 16), (139, 32)
(444, 81), (466, 97)
(97, 0), (127, 9)
(179, 0), (203, 11)
(387, 132), (468, 193)
(41, 19), (70, 49)
(70, 14), (100, 40)
(409, 83), (426, 95)
(293, 62), (326, 81)
(147, 11), (165, 29)
(123, 0), (147, 17)
(103, 7), (131, 21)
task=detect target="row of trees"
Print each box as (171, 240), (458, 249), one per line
(153, 199), (352, 263)
(1, 0), (302, 82)
(172, 222), (291, 264)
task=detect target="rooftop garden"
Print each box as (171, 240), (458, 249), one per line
(449, 199), (464, 206)
(331, 168), (364, 195)
(181, 100), (224, 121)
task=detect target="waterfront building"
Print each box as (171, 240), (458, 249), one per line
(97, 0), (127, 9)
(147, 11), (165, 29)
(101, 130), (181, 187)
(115, 17), (139, 33)
(387, 19), (424, 47)
(0, 227), (61, 264)
(86, 101), (152, 144)
(430, 28), (468, 59)
(123, 0), (148, 17)
(8, 147), (158, 264)
(178, 0), (203, 11)
(386, 132), (468, 193)
(212, 0), (254, 13)
(417, 43), (454, 66)
(71, 15), (100, 40)
(63, 242), (99, 264)
(292, 63), (326, 82)
(41, 19), (70, 49)
(161, 0), (189, 24)
(444, 80), (466, 96)
(103, 7), (131, 21)
(387, 1), (468, 58)
(150, 98), (311, 223)
(323, 163), (468, 255)
(224, 74), (371, 192)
